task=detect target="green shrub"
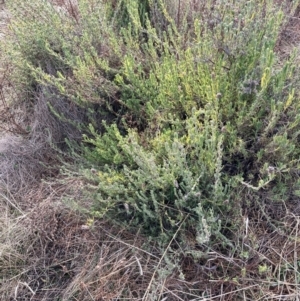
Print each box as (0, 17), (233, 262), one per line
(4, 0), (300, 246)
(84, 0), (299, 243)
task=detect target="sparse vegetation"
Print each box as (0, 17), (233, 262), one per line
(1, 0), (300, 300)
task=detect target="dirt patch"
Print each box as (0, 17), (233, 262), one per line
(277, 4), (300, 58)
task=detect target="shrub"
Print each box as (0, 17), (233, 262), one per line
(83, 0), (300, 245)
(4, 0), (300, 248)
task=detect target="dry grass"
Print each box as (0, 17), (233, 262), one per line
(1, 180), (300, 300)
(276, 2), (300, 59)
(0, 85), (88, 200)
(0, 193), (30, 300)
(1, 174), (300, 300)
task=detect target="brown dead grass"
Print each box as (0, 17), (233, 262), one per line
(276, 3), (300, 59)
(1, 175), (300, 300)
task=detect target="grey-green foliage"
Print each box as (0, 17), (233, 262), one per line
(85, 124), (224, 242)
(84, 0), (300, 243)
(4, 0), (300, 245)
